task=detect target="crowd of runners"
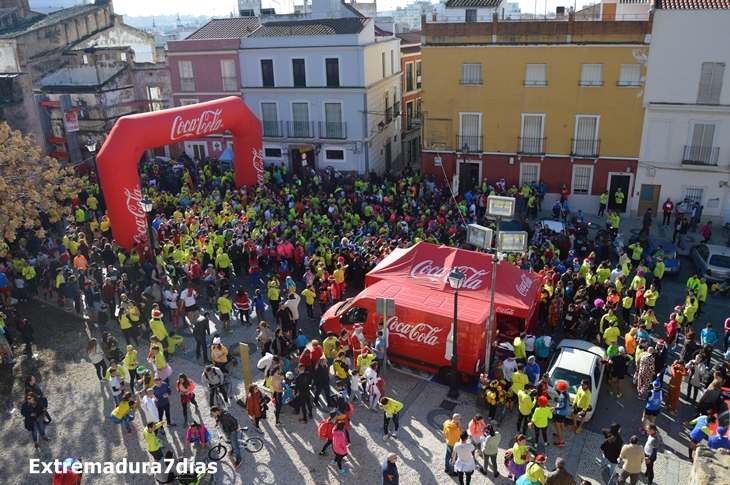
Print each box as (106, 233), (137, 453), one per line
(1, 153), (729, 485)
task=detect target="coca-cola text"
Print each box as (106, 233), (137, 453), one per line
(123, 187), (149, 244)
(410, 260), (489, 290)
(170, 109), (224, 141)
(387, 315), (442, 346)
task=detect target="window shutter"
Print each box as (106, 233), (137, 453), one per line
(708, 63), (725, 105)
(292, 103), (308, 122)
(619, 64), (641, 86)
(525, 64), (546, 85)
(581, 64), (603, 85)
(261, 103), (277, 122)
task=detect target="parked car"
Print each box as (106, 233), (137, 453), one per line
(690, 244), (730, 283)
(627, 235), (681, 277)
(709, 387), (730, 438)
(546, 339), (605, 422)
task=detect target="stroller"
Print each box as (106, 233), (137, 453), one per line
(711, 277), (730, 298)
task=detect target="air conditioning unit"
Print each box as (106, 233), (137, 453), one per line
(434, 156), (442, 166)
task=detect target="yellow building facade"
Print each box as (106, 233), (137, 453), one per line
(420, 12), (652, 213)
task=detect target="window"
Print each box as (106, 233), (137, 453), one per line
(382, 52), (386, 78)
(325, 58), (339, 87)
(147, 86), (162, 112)
(180, 99), (198, 106)
(406, 101), (413, 128)
(524, 64), (547, 87)
(325, 150), (345, 160)
(573, 115), (600, 156)
(580, 63), (603, 87)
(391, 50), (394, 76)
(416, 61), (421, 89)
(520, 114), (545, 154)
(179, 60), (194, 92)
(685, 122), (718, 165)
(572, 165), (593, 195)
(221, 60), (237, 92)
(618, 64), (642, 87)
(461, 63), (482, 85)
(465, 9), (477, 22)
(697, 62), (725, 105)
(264, 148), (282, 158)
(405, 63), (414, 92)
(261, 59), (274, 87)
(683, 187), (704, 205)
(82, 54), (89, 64)
(324, 102), (343, 139)
(292, 102), (310, 137)
(459, 113), (481, 151)
(292, 59), (306, 87)
(520, 163), (540, 189)
(120, 52), (127, 62)
(261, 102), (280, 137)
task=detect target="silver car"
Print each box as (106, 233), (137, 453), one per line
(690, 244), (730, 283)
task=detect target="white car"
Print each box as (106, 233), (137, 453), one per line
(546, 339), (605, 422)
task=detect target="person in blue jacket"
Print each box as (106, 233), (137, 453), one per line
(640, 378), (663, 435)
(685, 414), (716, 460)
(708, 426), (730, 450)
(382, 452), (399, 485)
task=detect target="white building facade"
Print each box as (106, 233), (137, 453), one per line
(634, 8), (730, 224)
(240, 14), (402, 175)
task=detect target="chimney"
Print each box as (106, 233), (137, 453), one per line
(556, 6), (565, 18)
(0, 0), (30, 10)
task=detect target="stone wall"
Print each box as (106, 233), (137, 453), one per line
(688, 446), (730, 485)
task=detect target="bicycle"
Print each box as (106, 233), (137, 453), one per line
(168, 456), (217, 485)
(208, 426), (264, 461)
(210, 374), (233, 411)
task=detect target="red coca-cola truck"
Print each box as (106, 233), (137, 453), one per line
(320, 280), (492, 382)
(319, 243), (542, 382)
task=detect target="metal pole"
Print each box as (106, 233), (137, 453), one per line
(484, 216), (500, 377)
(147, 212), (155, 262)
(448, 288), (460, 399)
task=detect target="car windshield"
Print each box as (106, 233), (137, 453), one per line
(335, 299), (354, 316)
(549, 368), (590, 395)
(709, 255), (730, 269)
(717, 399), (729, 428)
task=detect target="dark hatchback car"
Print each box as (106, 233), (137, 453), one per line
(627, 235), (681, 276)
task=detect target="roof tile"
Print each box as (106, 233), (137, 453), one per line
(186, 17), (260, 40)
(248, 17), (369, 37)
(657, 0), (729, 8)
(444, 0), (502, 7)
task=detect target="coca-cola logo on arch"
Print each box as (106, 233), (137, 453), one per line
(170, 109), (224, 141)
(123, 187), (149, 243)
(387, 315), (443, 346)
(410, 259), (489, 290)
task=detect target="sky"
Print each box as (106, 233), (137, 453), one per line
(103, 0), (585, 17)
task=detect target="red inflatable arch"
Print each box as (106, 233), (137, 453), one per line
(96, 96), (262, 250)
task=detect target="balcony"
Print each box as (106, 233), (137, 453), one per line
(683, 145), (719, 166)
(407, 116), (422, 130)
(222, 76), (238, 92)
(518, 137), (546, 155)
(319, 121), (347, 139)
(571, 138), (601, 158)
(386, 107), (393, 124)
(460, 78), (483, 86)
(523, 80), (548, 87)
(579, 80), (604, 87)
(616, 80), (643, 87)
(263, 120), (285, 138)
(456, 135), (483, 153)
(287, 121), (315, 139)
(180, 77), (195, 92)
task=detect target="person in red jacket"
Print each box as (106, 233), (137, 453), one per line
(246, 383), (267, 432)
(310, 340), (324, 365)
(234, 287), (251, 326)
(661, 198), (674, 228)
(349, 325), (365, 355)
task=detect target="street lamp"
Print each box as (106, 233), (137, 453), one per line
(447, 268), (466, 399)
(86, 139), (97, 153)
(461, 143), (469, 155)
(140, 196), (156, 260)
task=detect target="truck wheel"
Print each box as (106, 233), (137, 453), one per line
(438, 367), (452, 385)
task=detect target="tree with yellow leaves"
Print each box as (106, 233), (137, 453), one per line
(0, 122), (78, 244)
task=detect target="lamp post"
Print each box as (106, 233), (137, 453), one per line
(447, 268), (466, 399)
(139, 196), (155, 261)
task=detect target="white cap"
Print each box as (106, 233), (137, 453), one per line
(213, 337), (221, 344)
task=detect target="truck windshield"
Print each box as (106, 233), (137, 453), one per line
(335, 299), (354, 316)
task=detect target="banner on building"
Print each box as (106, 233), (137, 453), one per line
(64, 112), (79, 132)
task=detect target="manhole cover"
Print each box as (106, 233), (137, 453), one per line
(439, 400), (457, 411)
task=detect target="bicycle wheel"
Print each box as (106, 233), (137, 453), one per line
(208, 444), (227, 461)
(242, 437), (264, 453)
(223, 374), (233, 396)
(214, 389), (228, 411)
